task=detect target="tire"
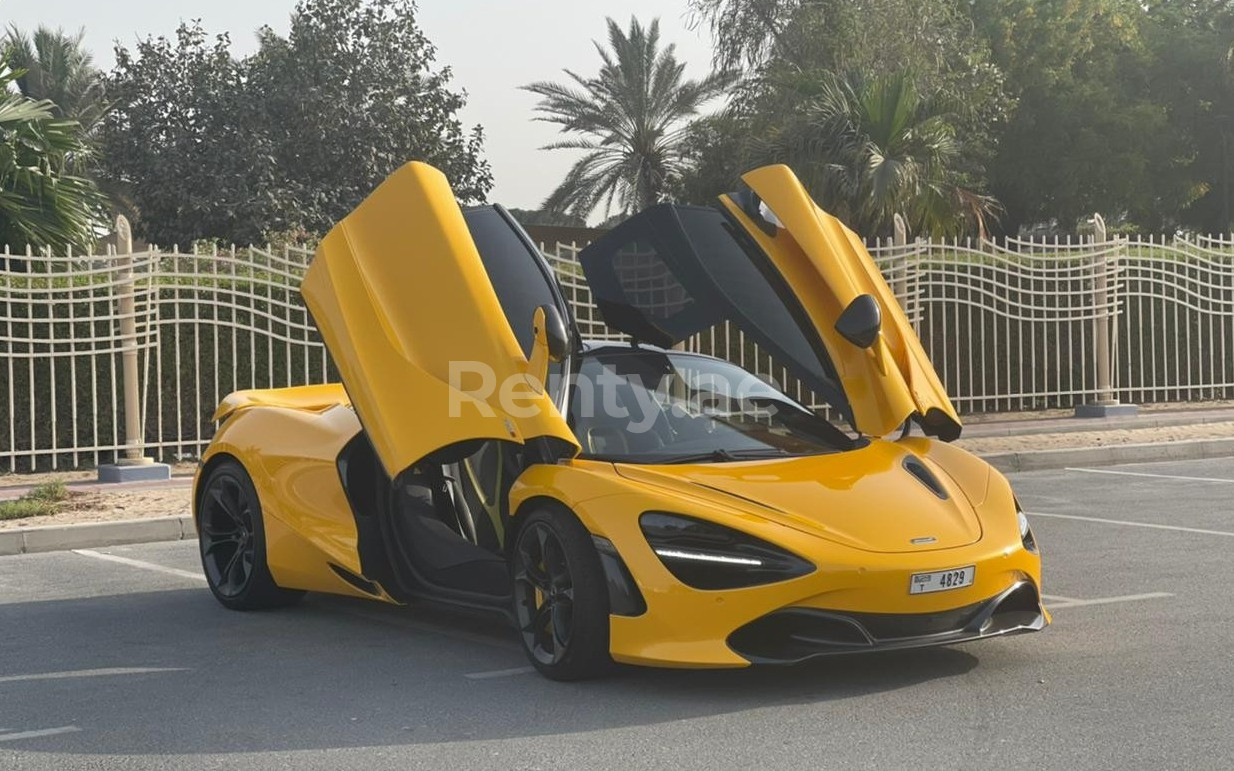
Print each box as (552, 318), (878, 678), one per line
(196, 459), (304, 611)
(510, 506), (612, 681)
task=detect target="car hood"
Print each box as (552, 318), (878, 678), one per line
(614, 440), (983, 554)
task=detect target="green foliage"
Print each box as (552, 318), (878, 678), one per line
(683, 0), (1006, 237)
(970, 0), (1172, 231)
(3, 26), (108, 133)
(99, 23), (268, 246)
(1140, 1), (1234, 233)
(0, 480), (70, 520)
(0, 66), (108, 252)
(525, 17), (736, 219)
(760, 71), (1000, 237)
(248, 0), (492, 234)
(99, 0), (491, 246)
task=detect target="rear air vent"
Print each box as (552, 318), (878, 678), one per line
(902, 456), (949, 500)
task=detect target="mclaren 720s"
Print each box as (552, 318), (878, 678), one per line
(193, 161), (1047, 680)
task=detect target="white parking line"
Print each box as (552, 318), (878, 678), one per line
(1043, 592), (1173, 609)
(0, 667), (187, 684)
(1027, 511), (1234, 538)
(1065, 467), (1234, 483)
(463, 666), (535, 680)
(71, 549), (206, 582)
(0, 726), (81, 743)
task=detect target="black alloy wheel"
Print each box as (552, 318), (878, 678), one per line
(511, 507), (612, 680)
(197, 460), (303, 610)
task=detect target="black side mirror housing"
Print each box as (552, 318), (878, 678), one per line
(537, 304), (569, 363)
(835, 294), (882, 349)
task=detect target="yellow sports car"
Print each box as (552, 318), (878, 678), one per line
(194, 162), (1046, 680)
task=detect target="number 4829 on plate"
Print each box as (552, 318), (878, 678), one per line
(910, 566), (976, 594)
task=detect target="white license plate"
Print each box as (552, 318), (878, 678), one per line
(909, 566), (976, 595)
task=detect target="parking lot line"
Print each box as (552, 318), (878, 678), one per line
(0, 726), (81, 743)
(1043, 592), (1173, 609)
(1065, 467), (1234, 483)
(463, 666), (535, 680)
(1027, 511), (1234, 538)
(0, 667), (187, 684)
(71, 549), (206, 582)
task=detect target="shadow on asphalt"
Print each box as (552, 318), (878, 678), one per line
(0, 587), (984, 755)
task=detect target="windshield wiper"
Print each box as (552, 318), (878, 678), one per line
(656, 448), (791, 464)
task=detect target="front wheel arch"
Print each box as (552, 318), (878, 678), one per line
(508, 499), (613, 680)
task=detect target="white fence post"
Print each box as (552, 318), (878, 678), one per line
(97, 216), (171, 482)
(1075, 214), (1138, 418)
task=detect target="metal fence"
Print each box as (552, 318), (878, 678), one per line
(3, 228), (1233, 471)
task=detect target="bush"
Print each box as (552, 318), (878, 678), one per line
(0, 481), (71, 520)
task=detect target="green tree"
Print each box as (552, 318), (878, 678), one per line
(100, 0), (492, 245)
(757, 70), (997, 237)
(1141, 1), (1234, 233)
(970, 0), (1181, 231)
(683, 0), (1006, 236)
(0, 65), (107, 252)
(248, 0), (491, 235)
(3, 26), (108, 132)
(524, 17), (736, 220)
(99, 22), (272, 245)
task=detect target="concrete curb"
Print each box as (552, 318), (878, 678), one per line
(982, 436), (1234, 473)
(0, 515), (194, 557)
(3, 438), (1234, 555)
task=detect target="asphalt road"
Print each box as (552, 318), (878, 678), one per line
(2, 457), (1233, 770)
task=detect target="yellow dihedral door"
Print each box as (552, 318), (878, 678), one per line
(721, 164), (961, 440)
(301, 162), (578, 479)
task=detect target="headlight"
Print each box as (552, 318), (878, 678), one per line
(639, 512), (814, 590)
(1016, 500), (1038, 554)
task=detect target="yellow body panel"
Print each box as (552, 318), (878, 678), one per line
(197, 401), (378, 600)
(720, 164), (961, 439)
(510, 440), (1043, 669)
(300, 161), (577, 480)
(212, 383), (349, 422)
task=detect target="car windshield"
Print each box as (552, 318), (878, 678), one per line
(566, 348), (856, 464)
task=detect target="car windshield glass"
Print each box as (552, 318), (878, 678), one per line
(566, 349), (855, 463)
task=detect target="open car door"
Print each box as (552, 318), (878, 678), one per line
(302, 162), (580, 481)
(578, 164), (960, 440)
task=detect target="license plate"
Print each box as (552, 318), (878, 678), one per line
(909, 566), (975, 595)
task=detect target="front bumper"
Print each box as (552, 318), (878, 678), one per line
(727, 581), (1047, 664)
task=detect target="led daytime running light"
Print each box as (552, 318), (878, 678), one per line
(654, 548), (763, 567)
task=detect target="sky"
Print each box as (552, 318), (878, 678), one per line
(3, 0), (718, 214)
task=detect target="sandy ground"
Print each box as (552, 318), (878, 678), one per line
(0, 488), (191, 531)
(954, 420), (1234, 454)
(2, 420), (1233, 530)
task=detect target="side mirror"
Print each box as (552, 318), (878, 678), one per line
(835, 294), (881, 349)
(535, 304), (569, 363)
(526, 305), (569, 394)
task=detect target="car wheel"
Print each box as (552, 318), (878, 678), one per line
(197, 459), (304, 611)
(511, 507), (612, 681)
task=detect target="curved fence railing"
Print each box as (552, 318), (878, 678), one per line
(2, 233), (1232, 471)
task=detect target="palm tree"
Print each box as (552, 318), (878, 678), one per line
(3, 26), (108, 132)
(524, 17), (736, 220)
(755, 70), (999, 238)
(0, 65), (108, 252)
